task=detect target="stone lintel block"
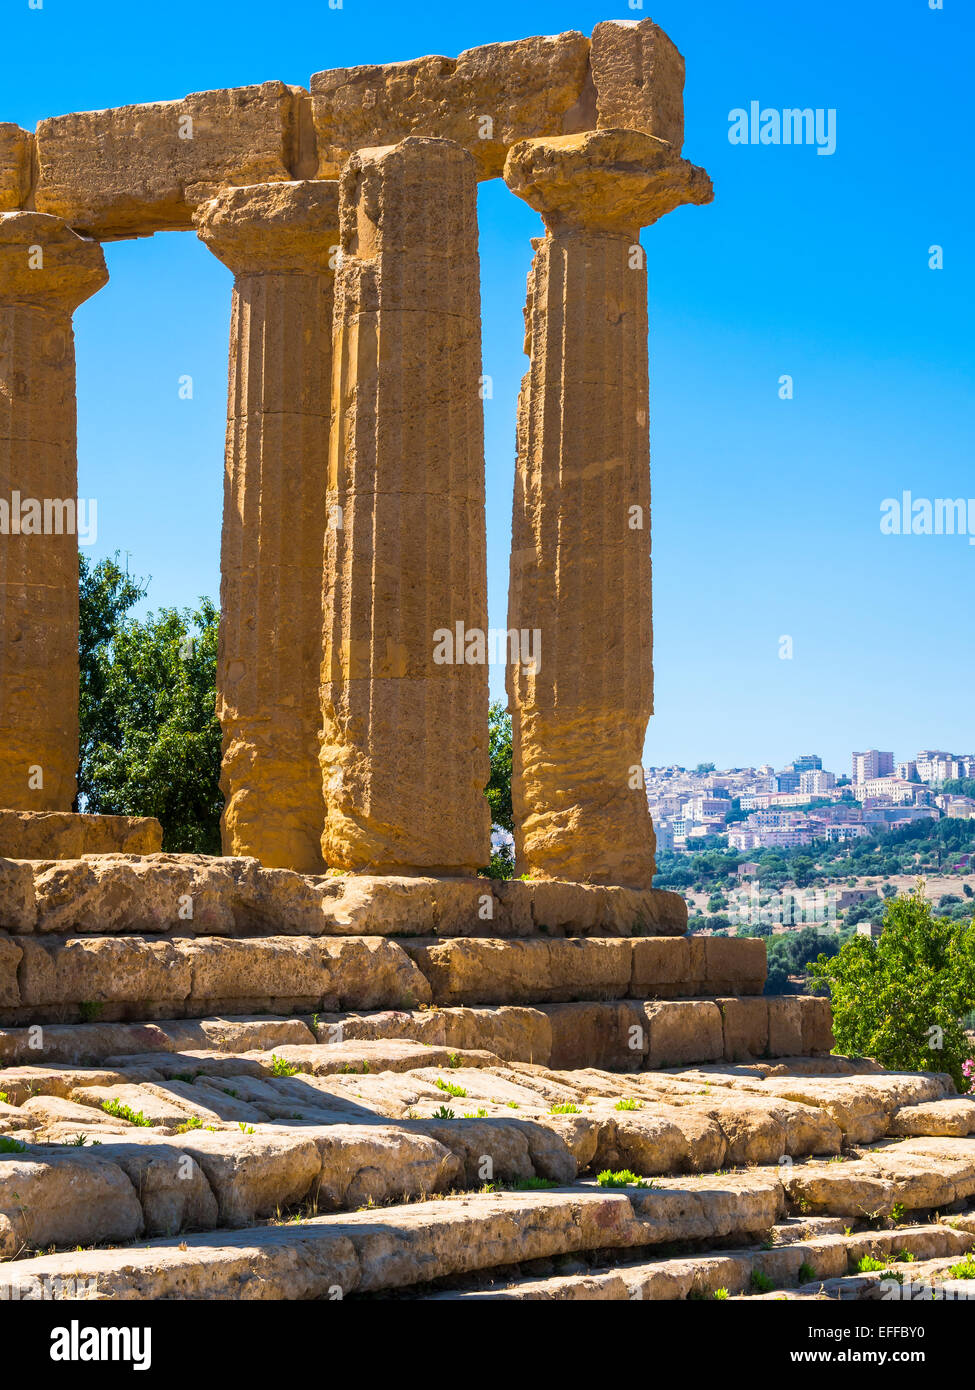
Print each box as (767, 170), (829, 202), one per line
(503, 128), (712, 234)
(34, 83), (300, 239)
(590, 19), (685, 151)
(194, 178), (340, 275)
(0, 810), (162, 861)
(0, 211), (107, 310)
(0, 124), (33, 211)
(310, 32), (592, 181)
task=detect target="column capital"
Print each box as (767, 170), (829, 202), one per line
(195, 179), (340, 276)
(0, 211), (107, 312)
(503, 129), (712, 235)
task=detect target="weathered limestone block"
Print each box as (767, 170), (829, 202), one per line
(0, 809), (162, 860)
(178, 935), (431, 1010)
(799, 993), (835, 1054)
(0, 124), (32, 211)
(98, 1142), (219, 1236)
(310, 1123), (462, 1210)
(590, 19), (685, 150)
(30, 852), (326, 935)
(642, 999), (724, 1067)
(716, 996), (770, 1061)
(404, 937), (633, 1006)
(16, 936), (191, 1008)
(503, 131), (711, 888)
(545, 999), (646, 1070)
(33, 84), (299, 239)
(0, 857), (35, 931)
(172, 1129), (323, 1226)
(441, 1005), (552, 1064)
(0, 213), (108, 812)
(888, 1098), (975, 1138)
(310, 33), (591, 181)
(196, 181), (340, 872)
(321, 137), (490, 874)
(767, 995), (804, 1057)
(0, 1153), (144, 1257)
(0, 934), (23, 1007)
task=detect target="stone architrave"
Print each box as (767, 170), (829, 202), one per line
(0, 212), (108, 811)
(321, 137), (491, 875)
(503, 129), (712, 889)
(196, 181), (340, 872)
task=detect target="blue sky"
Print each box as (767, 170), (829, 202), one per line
(5, 0), (972, 776)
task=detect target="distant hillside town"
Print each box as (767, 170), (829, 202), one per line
(647, 749), (975, 855)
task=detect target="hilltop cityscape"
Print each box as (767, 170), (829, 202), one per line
(647, 748), (975, 855)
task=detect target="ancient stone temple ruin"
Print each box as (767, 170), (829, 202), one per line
(0, 21), (973, 1304)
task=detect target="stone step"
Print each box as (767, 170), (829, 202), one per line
(0, 853), (687, 938)
(417, 1221), (975, 1300)
(0, 1175), (786, 1298)
(0, 996), (831, 1070)
(655, 1062), (956, 1144)
(745, 1252), (975, 1301)
(3, 1168), (973, 1301)
(0, 933), (764, 1025)
(2, 1036), (972, 1263)
(0, 1014), (317, 1065)
(398, 935), (767, 1004)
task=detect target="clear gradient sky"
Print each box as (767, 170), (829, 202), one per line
(5, 0), (972, 775)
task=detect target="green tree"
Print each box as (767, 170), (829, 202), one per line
(79, 555), (222, 853)
(792, 856), (814, 889)
(78, 553), (149, 808)
(811, 889), (975, 1089)
(942, 778), (975, 799)
(485, 700), (513, 834)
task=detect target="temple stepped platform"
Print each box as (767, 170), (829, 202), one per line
(3, 850), (973, 1301)
(0, 1036), (973, 1300)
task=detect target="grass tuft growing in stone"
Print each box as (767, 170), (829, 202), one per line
(101, 1099), (151, 1127)
(596, 1169), (652, 1189)
(270, 1055), (301, 1077)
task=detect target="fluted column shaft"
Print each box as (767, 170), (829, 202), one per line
(0, 213), (107, 811)
(503, 130), (712, 888)
(321, 136), (490, 874)
(510, 224), (654, 887)
(196, 181), (339, 872)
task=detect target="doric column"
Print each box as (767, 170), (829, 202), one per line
(321, 136), (490, 874)
(196, 181), (339, 872)
(503, 130), (711, 888)
(0, 212), (107, 811)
